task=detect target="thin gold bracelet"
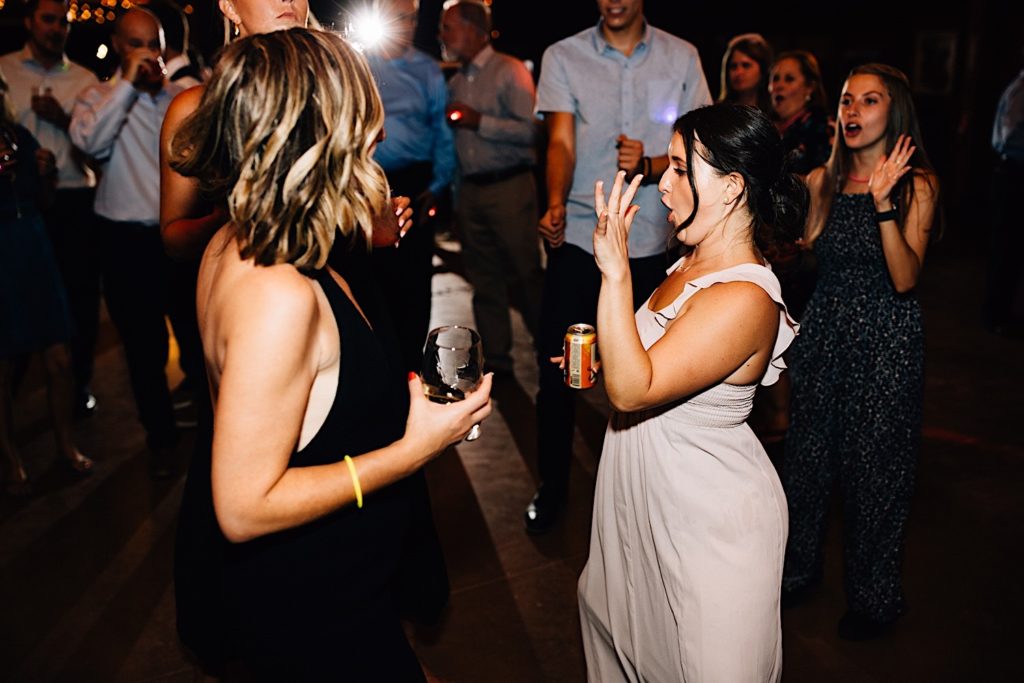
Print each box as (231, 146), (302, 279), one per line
(344, 455), (363, 509)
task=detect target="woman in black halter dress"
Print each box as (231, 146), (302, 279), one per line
(168, 29), (492, 679)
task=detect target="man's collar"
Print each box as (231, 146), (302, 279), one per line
(19, 43), (70, 71)
(591, 18), (652, 56)
(163, 54), (190, 75)
(465, 44), (495, 73)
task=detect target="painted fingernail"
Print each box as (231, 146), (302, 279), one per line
(408, 371), (416, 380)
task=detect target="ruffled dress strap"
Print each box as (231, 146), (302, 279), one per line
(649, 262), (799, 387)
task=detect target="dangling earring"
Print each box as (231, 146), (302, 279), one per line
(233, 23), (240, 37)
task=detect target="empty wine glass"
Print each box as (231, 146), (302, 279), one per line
(421, 325), (484, 441)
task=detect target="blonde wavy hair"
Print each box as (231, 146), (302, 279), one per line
(169, 28), (389, 268)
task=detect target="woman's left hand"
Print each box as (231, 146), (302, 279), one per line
(593, 170), (642, 282)
(868, 134), (915, 210)
(371, 195), (413, 248)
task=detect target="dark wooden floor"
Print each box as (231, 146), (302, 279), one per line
(2, 235), (1021, 682)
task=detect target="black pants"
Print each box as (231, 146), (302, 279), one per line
(372, 162), (437, 372)
(44, 187), (99, 396)
(98, 217), (177, 450)
(535, 243), (667, 497)
(984, 159), (1024, 328)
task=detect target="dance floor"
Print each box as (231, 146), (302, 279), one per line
(2, 233), (1021, 681)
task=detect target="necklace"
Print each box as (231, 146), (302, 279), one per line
(847, 173), (870, 183)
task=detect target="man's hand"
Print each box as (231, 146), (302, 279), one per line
(122, 49), (164, 91)
(30, 91), (71, 130)
(616, 134), (644, 179)
(445, 102), (482, 130)
(36, 148), (57, 179)
(413, 189), (436, 230)
(539, 203), (566, 248)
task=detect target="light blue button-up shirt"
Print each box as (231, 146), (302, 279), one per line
(70, 75), (183, 225)
(536, 21), (711, 258)
(368, 48), (455, 197)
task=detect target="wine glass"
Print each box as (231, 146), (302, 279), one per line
(420, 325), (484, 441)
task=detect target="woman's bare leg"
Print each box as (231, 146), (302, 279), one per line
(41, 344), (93, 473)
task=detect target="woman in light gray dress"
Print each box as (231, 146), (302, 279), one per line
(579, 103), (806, 681)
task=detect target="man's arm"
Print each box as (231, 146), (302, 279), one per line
(539, 111), (575, 248)
(69, 80), (137, 158)
(426, 62), (455, 198)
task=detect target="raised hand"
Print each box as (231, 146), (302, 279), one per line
(30, 92), (70, 130)
(593, 170), (642, 283)
(869, 134), (915, 210)
(371, 195), (413, 248)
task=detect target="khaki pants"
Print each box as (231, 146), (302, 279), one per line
(456, 170), (542, 371)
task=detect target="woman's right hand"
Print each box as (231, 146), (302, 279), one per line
(868, 134), (915, 210)
(402, 372), (493, 465)
(593, 170), (642, 283)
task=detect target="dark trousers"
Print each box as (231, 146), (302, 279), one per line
(535, 243), (667, 496)
(372, 162), (436, 371)
(984, 159), (1024, 328)
(457, 171), (542, 370)
(98, 217), (177, 450)
(44, 187), (99, 395)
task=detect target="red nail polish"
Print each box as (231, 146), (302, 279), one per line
(408, 371), (417, 380)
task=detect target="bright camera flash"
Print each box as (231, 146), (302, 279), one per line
(347, 7), (389, 51)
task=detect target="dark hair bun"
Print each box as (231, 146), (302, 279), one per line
(763, 171), (809, 248)
(672, 103), (809, 251)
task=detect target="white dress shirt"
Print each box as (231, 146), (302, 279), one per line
(70, 74), (183, 225)
(162, 53), (202, 89)
(0, 45), (98, 189)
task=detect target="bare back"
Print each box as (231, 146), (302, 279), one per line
(196, 225), (340, 450)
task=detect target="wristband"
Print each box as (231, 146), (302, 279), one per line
(344, 455), (363, 509)
(876, 207), (898, 223)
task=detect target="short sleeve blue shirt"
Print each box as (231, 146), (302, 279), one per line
(535, 21), (711, 258)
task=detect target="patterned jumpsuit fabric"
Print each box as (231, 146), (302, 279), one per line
(782, 192), (924, 623)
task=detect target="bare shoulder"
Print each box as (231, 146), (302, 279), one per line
(229, 263), (319, 327)
(683, 279), (778, 329)
(695, 279), (776, 310)
(163, 85), (205, 131)
(204, 238), (320, 348)
(805, 166), (827, 193)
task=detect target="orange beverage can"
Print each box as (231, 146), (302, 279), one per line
(564, 324), (598, 389)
